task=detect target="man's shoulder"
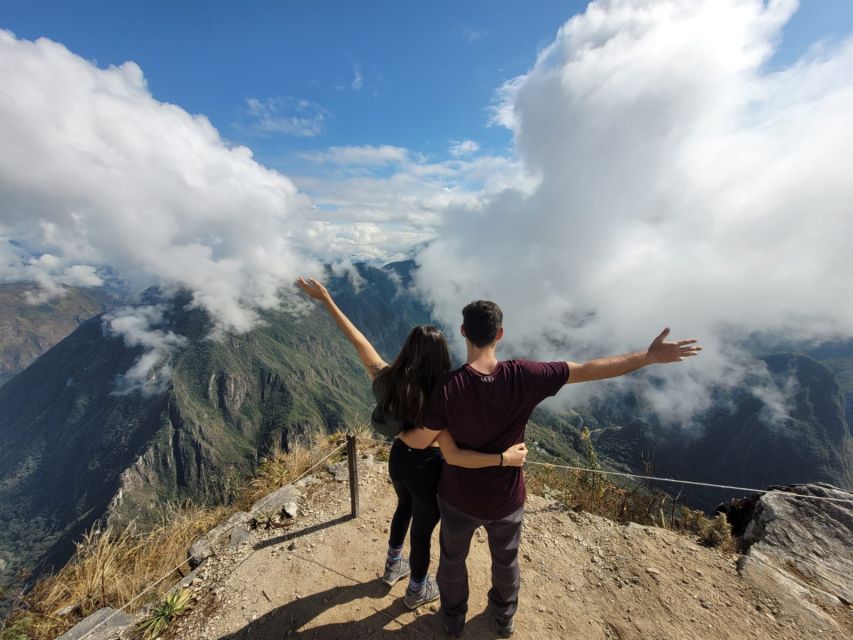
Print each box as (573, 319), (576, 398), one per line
(434, 365), (467, 387)
(503, 359), (570, 381)
(502, 358), (549, 372)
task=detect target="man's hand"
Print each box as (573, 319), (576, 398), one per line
(501, 443), (528, 467)
(646, 328), (702, 364)
(296, 277), (331, 302)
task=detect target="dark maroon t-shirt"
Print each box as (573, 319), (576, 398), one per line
(422, 359), (569, 520)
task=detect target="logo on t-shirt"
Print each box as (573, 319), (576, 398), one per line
(480, 375), (495, 382)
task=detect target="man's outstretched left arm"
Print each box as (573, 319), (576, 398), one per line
(566, 328), (701, 384)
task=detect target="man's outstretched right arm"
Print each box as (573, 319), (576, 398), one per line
(566, 328), (701, 384)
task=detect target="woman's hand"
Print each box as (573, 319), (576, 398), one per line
(296, 277), (331, 302)
(501, 443), (528, 467)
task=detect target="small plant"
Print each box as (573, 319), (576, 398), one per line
(541, 484), (563, 501)
(134, 589), (192, 640)
(698, 512), (735, 552)
(248, 510), (277, 530)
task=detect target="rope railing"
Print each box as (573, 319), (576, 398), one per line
(361, 436), (853, 505)
(73, 440), (349, 640)
(523, 460), (853, 505)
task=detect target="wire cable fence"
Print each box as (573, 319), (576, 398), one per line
(362, 435), (853, 505)
(25, 431), (853, 640)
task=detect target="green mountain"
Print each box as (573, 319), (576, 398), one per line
(591, 354), (853, 508)
(325, 260), (433, 361)
(0, 263), (427, 587)
(808, 340), (853, 421)
(0, 284), (115, 386)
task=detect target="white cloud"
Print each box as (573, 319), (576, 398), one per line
(104, 305), (187, 395)
(351, 64), (363, 91)
(0, 30), (321, 385)
(461, 27), (490, 43)
(244, 96), (328, 137)
(416, 0), (853, 422)
(302, 145), (410, 166)
(292, 147), (538, 262)
(449, 139), (480, 157)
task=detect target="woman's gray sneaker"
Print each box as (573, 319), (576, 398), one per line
(403, 576), (440, 609)
(382, 557), (411, 586)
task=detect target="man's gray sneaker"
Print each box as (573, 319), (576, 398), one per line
(382, 557), (410, 586)
(403, 576), (440, 610)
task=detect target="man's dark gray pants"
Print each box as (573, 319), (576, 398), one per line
(436, 497), (524, 626)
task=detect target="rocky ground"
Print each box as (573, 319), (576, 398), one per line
(151, 453), (851, 640)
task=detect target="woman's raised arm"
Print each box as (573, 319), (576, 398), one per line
(296, 277), (388, 378)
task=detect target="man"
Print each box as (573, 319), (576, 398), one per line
(416, 300), (701, 637)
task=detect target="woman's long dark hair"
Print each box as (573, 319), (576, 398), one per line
(375, 325), (451, 427)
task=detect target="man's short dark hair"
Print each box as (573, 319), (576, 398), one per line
(462, 300), (503, 348)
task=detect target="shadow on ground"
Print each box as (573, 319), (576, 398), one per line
(215, 579), (505, 639)
(253, 515), (354, 552)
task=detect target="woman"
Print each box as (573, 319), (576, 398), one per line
(296, 277), (527, 610)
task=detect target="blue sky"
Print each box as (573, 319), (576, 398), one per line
(1, 0), (580, 166)
(4, 0), (851, 172)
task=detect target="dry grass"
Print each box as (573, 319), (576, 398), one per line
(676, 506), (736, 551)
(2, 503), (227, 640)
(242, 429), (352, 504)
(525, 463), (735, 548)
(2, 428), (364, 640)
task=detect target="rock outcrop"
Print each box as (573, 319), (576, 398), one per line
(55, 607), (134, 640)
(737, 483), (853, 631)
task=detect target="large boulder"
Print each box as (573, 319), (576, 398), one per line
(737, 483), (852, 631)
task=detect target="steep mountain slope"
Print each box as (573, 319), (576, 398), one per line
(809, 339), (853, 422)
(0, 270), (401, 587)
(592, 354), (853, 507)
(0, 284), (115, 386)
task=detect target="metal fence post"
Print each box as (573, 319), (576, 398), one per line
(347, 434), (360, 518)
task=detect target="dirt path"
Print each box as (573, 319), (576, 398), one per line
(166, 455), (851, 640)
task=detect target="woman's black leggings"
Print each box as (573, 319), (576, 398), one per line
(387, 438), (444, 582)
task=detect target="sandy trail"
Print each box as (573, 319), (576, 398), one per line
(166, 455), (851, 640)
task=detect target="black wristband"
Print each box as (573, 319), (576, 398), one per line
(500, 452), (504, 467)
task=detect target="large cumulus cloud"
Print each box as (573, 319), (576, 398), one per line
(416, 0), (853, 420)
(0, 30), (317, 333)
(0, 30), (325, 389)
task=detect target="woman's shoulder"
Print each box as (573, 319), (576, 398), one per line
(371, 365), (391, 395)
